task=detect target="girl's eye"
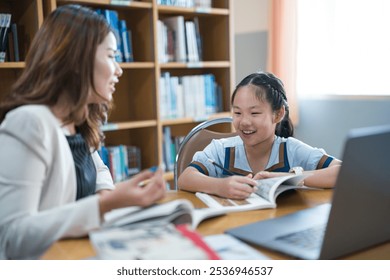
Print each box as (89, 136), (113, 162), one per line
(233, 112), (241, 115)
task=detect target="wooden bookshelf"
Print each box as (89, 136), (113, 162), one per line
(0, 0), (234, 188)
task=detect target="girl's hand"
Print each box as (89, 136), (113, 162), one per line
(215, 174), (257, 200)
(253, 171), (290, 180)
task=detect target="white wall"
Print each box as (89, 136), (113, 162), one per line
(233, 1), (390, 159)
(233, 0), (269, 83)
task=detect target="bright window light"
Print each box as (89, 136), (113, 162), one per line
(296, 0), (390, 96)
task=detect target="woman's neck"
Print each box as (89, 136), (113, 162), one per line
(50, 105), (76, 135)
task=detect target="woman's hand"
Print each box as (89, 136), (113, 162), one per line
(215, 174), (257, 200)
(98, 167), (166, 215)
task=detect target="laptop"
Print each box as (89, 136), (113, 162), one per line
(226, 125), (390, 260)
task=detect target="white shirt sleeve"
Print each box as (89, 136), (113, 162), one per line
(0, 107), (101, 259)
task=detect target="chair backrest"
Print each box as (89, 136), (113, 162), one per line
(173, 117), (237, 190)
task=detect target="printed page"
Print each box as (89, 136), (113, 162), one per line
(195, 192), (275, 213)
(255, 174), (311, 202)
(204, 234), (270, 260)
(191, 207), (227, 229)
(90, 223), (210, 260)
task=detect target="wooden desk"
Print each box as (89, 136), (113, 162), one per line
(41, 189), (390, 260)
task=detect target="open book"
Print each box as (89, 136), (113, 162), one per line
(102, 199), (226, 230)
(196, 173), (312, 212)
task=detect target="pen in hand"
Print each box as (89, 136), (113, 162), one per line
(138, 165), (165, 187)
(207, 158), (235, 175)
(207, 158), (257, 189)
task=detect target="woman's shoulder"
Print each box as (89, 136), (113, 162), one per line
(2, 105), (58, 132)
(9, 104), (52, 116)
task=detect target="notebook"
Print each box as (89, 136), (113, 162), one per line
(226, 124), (390, 260)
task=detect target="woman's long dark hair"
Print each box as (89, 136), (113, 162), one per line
(231, 71), (294, 138)
(0, 4), (113, 150)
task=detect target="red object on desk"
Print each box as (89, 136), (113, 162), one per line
(176, 224), (220, 260)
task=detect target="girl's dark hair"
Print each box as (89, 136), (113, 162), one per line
(231, 71), (294, 138)
(0, 4), (113, 150)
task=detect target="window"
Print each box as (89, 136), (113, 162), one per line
(296, 0), (390, 97)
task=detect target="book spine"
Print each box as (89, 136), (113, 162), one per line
(11, 23), (19, 62)
(101, 9), (123, 62)
(0, 14), (12, 63)
(119, 20), (133, 62)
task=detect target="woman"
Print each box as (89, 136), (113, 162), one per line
(0, 4), (166, 259)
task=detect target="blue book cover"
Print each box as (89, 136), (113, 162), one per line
(119, 20), (133, 62)
(101, 9), (123, 62)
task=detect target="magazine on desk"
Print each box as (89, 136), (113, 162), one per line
(196, 173), (312, 212)
(90, 223), (220, 260)
(102, 198), (227, 230)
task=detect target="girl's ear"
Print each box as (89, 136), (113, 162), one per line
(273, 106), (286, 123)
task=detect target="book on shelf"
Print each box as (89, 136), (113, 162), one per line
(196, 173), (313, 212)
(98, 145), (141, 182)
(10, 23), (19, 61)
(193, 17), (202, 61)
(161, 16), (187, 62)
(159, 73), (220, 120)
(159, 16), (202, 63)
(0, 13), (12, 63)
(119, 20), (133, 62)
(162, 126), (174, 171)
(102, 198), (227, 230)
(4, 23), (21, 62)
(110, 0), (138, 5)
(162, 126), (184, 172)
(185, 20), (199, 62)
(90, 222), (219, 260)
(157, 0), (212, 9)
(96, 9), (133, 62)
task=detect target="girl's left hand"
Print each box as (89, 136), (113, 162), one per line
(253, 171), (290, 180)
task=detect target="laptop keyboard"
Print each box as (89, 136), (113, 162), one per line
(275, 224), (326, 250)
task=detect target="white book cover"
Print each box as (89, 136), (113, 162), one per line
(162, 16), (187, 62)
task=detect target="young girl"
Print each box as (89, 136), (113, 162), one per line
(178, 72), (341, 199)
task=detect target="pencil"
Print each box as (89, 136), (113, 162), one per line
(207, 158), (235, 175)
(207, 158), (256, 188)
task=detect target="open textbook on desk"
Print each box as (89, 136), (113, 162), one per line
(196, 173), (312, 212)
(102, 198), (226, 230)
(96, 199), (226, 259)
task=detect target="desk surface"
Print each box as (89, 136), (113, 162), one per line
(41, 189), (390, 260)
